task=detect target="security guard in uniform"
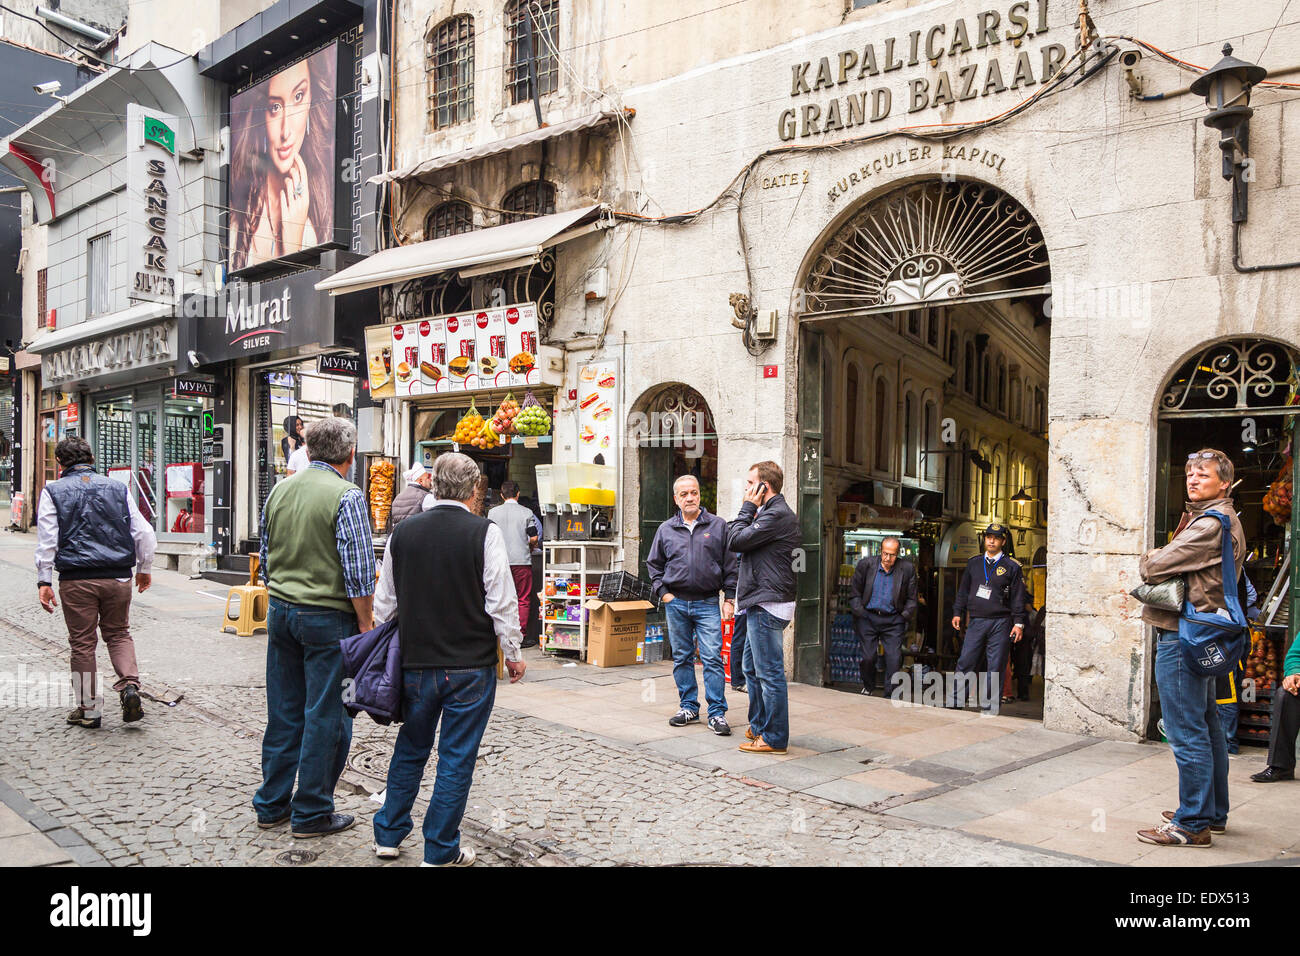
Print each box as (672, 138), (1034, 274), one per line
(949, 523), (1027, 712)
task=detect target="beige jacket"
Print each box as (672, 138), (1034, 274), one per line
(1138, 496), (1246, 632)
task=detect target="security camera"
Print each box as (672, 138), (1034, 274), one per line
(1119, 49), (1142, 69)
(33, 81), (61, 96)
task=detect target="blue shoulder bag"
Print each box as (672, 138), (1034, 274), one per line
(1178, 510), (1248, 677)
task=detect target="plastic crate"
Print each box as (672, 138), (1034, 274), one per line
(597, 571), (654, 603)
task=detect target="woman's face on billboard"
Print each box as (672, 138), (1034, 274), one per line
(264, 61), (312, 175)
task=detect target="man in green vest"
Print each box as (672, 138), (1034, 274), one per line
(254, 416), (375, 839)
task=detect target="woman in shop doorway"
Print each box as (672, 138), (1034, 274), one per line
(281, 416), (307, 474)
(228, 47), (336, 271)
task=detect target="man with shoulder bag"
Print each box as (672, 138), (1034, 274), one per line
(1134, 448), (1245, 848)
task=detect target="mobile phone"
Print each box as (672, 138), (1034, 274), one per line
(755, 481), (768, 496)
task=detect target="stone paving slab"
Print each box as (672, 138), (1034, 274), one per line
(803, 779), (900, 808)
(0, 831), (74, 866)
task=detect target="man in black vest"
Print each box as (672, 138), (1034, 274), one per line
(849, 537), (918, 697)
(35, 437), (156, 729)
(371, 452), (526, 866)
(949, 522), (1027, 712)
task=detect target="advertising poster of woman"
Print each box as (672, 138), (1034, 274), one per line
(228, 44), (337, 271)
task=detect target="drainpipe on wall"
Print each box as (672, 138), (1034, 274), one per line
(35, 6), (111, 43)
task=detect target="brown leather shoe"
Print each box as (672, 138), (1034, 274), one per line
(745, 727), (757, 741)
(1136, 821), (1211, 846)
(738, 736), (787, 755)
(1162, 810), (1225, 834)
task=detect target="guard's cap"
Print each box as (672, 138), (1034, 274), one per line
(982, 522), (1009, 538)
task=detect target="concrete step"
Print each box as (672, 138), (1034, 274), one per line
(200, 569), (250, 588)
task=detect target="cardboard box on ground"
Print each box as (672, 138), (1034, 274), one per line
(584, 600), (655, 667)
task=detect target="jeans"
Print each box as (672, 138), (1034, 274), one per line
(665, 598), (726, 718)
(1216, 703), (1240, 755)
(950, 617), (1013, 712)
(857, 611), (907, 694)
(254, 598), (356, 828)
(741, 607), (789, 749)
(1155, 629), (1229, 832)
(373, 666), (497, 864)
(730, 613), (748, 688)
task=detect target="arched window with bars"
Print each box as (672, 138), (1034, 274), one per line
(505, 0), (559, 105)
(427, 15), (474, 130)
(425, 200), (474, 239)
(501, 181), (557, 223)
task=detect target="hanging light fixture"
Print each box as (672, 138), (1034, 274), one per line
(1011, 487), (1034, 503)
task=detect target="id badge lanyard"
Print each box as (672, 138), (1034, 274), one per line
(977, 555), (1000, 600)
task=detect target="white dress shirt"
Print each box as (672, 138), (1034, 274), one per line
(373, 499), (523, 662)
(35, 479), (157, 585)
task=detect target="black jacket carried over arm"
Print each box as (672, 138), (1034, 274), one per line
(726, 493), (801, 612)
(848, 555), (919, 622)
(644, 507), (738, 602)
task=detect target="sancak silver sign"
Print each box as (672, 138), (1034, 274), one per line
(42, 322), (177, 387)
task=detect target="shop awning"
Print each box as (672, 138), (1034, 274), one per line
(369, 110), (632, 185)
(24, 300), (173, 354)
(315, 205), (610, 297)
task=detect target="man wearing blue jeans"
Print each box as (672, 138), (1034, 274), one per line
(371, 453), (525, 866)
(728, 461), (801, 755)
(255, 417), (375, 839)
(646, 475), (737, 735)
(1136, 448), (1244, 848)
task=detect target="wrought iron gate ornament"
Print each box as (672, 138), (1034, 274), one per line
(1160, 339), (1299, 413)
(804, 180), (1048, 315)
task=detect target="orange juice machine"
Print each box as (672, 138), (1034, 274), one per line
(536, 463), (616, 540)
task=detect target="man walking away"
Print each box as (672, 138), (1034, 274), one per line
(1136, 448), (1243, 847)
(849, 537), (918, 697)
(371, 453), (526, 865)
(36, 437), (155, 729)
(949, 523), (1026, 713)
(488, 480), (540, 640)
(646, 475), (738, 735)
(728, 461), (801, 755)
(389, 464), (432, 527)
(255, 417), (375, 839)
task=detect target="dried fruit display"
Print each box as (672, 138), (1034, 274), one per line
(1262, 455), (1293, 526)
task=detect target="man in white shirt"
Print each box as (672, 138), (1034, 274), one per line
(286, 444), (311, 476)
(371, 452), (524, 866)
(35, 436), (156, 729)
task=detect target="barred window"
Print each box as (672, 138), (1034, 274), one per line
(427, 200), (474, 239)
(87, 233), (111, 317)
(427, 15), (474, 130)
(505, 0), (558, 106)
(36, 267), (48, 327)
(500, 181), (556, 223)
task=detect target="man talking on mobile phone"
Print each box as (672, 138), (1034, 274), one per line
(727, 461), (801, 755)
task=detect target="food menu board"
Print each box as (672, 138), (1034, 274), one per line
(363, 303), (541, 399)
(576, 360), (618, 463)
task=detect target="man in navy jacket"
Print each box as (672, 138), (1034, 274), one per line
(849, 538), (918, 697)
(647, 475), (738, 735)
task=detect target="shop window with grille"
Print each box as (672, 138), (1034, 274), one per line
(505, 0), (558, 105)
(500, 181), (556, 223)
(427, 15), (474, 130)
(426, 200), (475, 239)
(87, 233), (111, 317)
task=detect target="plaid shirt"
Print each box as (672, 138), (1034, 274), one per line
(260, 461), (375, 599)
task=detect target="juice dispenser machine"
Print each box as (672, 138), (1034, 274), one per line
(536, 463), (616, 540)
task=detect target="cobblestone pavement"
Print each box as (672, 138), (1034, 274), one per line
(0, 539), (1083, 867)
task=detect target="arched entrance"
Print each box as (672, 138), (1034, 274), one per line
(631, 383), (719, 584)
(1151, 338), (1300, 743)
(795, 177), (1052, 718)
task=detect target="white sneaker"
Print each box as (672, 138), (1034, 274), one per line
(374, 844), (400, 859)
(419, 847), (477, 867)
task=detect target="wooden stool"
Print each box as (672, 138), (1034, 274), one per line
(222, 554), (269, 636)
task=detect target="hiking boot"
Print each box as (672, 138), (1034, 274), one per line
(1162, 810), (1225, 834)
(65, 707), (100, 729)
(120, 686), (144, 723)
(421, 847), (476, 867)
(708, 715), (731, 736)
(1136, 821), (1211, 847)
(292, 813), (356, 839)
(1250, 766), (1295, 783)
(668, 709), (699, 728)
